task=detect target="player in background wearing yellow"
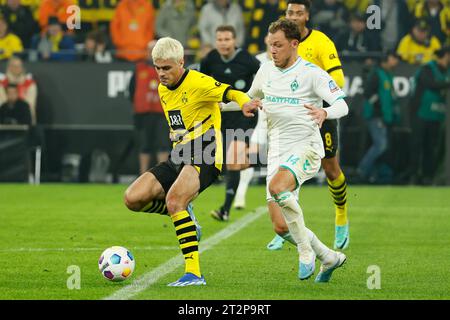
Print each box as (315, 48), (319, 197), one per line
(124, 37), (260, 286)
(267, 0), (349, 251)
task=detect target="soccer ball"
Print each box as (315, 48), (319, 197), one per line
(98, 246), (135, 282)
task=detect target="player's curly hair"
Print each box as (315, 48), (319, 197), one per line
(268, 19), (301, 42)
(152, 37), (184, 63)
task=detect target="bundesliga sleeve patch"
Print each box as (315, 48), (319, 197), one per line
(329, 80), (339, 93)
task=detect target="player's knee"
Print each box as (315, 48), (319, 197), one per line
(268, 181), (285, 197)
(124, 189), (143, 212)
(165, 193), (185, 215)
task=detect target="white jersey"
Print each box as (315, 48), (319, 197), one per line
(247, 57), (346, 159)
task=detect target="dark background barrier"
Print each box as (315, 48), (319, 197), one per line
(0, 61), (445, 183)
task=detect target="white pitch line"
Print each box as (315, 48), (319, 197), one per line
(103, 206), (268, 300)
(0, 246), (179, 253)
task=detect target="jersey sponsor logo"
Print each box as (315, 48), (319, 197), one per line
(265, 95), (300, 105)
(168, 110), (186, 130)
(329, 80), (339, 93)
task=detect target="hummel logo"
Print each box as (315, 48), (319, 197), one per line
(185, 254), (194, 260)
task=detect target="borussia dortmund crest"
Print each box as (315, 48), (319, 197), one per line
(290, 79), (299, 92)
(182, 92), (188, 104)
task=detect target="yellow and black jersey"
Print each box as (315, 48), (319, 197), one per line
(158, 69), (231, 170)
(298, 29), (345, 88)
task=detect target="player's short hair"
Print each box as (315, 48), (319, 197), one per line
(268, 19), (301, 42)
(287, 0), (311, 11)
(216, 25), (236, 38)
(152, 37), (184, 63)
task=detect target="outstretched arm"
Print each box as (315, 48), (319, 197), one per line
(225, 89), (261, 117)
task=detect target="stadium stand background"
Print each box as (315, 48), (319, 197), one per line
(0, 0), (448, 185)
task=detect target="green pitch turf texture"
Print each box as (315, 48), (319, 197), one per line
(0, 184), (449, 300)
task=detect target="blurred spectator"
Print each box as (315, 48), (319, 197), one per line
(156, 0), (196, 47)
(0, 84), (31, 125)
(0, 56), (37, 124)
(0, 0), (37, 49)
(0, 16), (23, 61)
(80, 30), (112, 63)
(311, 0), (348, 41)
(110, 0), (155, 62)
(30, 16), (76, 62)
(357, 51), (400, 183)
(409, 46), (450, 184)
(373, 0), (414, 51)
(336, 13), (381, 60)
(342, 0), (371, 15)
(397, 19), (442, 65)
(245, 0), (284, 55)
(414, 0), (450, 43)
(128, 40), (170, 174)
(198, 0), (245, 48)
(38, 0), (75, 32)
(255, 34), (271, 63)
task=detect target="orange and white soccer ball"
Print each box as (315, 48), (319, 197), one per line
(98, 246), (135, 282)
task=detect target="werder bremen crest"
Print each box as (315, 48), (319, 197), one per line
(290, 79), (299, 92)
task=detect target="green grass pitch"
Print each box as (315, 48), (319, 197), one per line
(0, 183), (449, 300)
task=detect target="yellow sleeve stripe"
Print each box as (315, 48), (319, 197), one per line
(326, 66), (343, 74)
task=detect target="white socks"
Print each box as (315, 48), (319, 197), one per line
(282, 229), (334, 264)
(273, 191), (314, 262)
(235, 168), (254, 202)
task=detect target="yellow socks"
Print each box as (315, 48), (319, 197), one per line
(327, 172), (348, 226)
(171, 210), (201, 277)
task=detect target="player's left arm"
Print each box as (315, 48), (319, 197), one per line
(320, 38), (345, 88)
(306, 70), (349, 128)
(225, 89), (261, 117)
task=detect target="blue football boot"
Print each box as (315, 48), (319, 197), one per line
(266, 234), (285, 251)
(334, 223), (349, 250)
(167, 273), (206, 287)
(315, 252), (347, 283)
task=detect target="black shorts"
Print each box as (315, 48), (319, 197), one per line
(320, 119), (339, 158)
(221, 111), (258, 147)
(149, 130), (221, 194)
(134, 113), (171, 153)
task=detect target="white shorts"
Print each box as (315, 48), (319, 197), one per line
(266, 144), (322, 201)
(250, 109), (267, 146)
